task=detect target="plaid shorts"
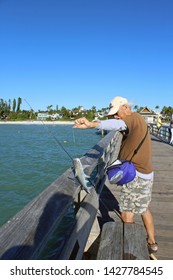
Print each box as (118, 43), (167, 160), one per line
(119, 176), (153, 214)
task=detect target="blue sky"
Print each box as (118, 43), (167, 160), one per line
(0, 0), (173, 112)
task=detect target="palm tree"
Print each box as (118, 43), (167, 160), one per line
(13, 99), (16, 112)
(133, 105), (139, 112)
(16, 97), (22, 112)
(47, 105), (53, 112)
(155, 105), (160, 113)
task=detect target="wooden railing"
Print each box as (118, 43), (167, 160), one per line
(0, 130), (122, 260)
(149, 123), (171, 143)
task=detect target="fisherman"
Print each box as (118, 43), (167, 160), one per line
(156, 115), (162, 131)
(73, 96), (158, 255)
(169, 119), (173, 144)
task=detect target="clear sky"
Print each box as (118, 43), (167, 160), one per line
(0, 0), (173, 112)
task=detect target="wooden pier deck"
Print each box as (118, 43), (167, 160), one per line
(94, 135), (173, 260)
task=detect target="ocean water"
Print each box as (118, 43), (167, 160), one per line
(0, 123), (100, 227)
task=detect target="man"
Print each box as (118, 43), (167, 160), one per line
(169, 119), (173, 144)
(73, 96), (158, 254)
(157, 116), (162, 131)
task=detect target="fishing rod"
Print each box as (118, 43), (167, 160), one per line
(24, 99), (74, 162)
(24, 99), (95, 193)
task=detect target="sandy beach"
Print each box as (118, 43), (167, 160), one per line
(0, 120), (74, 125)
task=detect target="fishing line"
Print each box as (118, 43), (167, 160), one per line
(72, 127), (76, 144)
(24, 99), (74, 162)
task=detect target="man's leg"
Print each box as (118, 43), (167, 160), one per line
(141, 208), (155, 243)
(141, 208), (158, 251)
(121, 211), (134, 223)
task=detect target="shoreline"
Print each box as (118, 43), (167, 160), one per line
(0, 120), (74, 125)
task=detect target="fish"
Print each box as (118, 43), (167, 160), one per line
(73, 158), (94, 193)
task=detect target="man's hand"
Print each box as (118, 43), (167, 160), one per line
(73, 117), (99, 129)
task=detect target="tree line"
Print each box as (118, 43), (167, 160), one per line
(0, 97), (100, 121)
(0, 97), (22, 113)
(0, 97), (173, 121)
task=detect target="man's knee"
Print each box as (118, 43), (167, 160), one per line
(121, 212), (134, 223)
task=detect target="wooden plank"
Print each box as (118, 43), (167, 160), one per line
(97, 221), (123, 260)
(97, 222), (149, 260)
(123, 223), (150, 260)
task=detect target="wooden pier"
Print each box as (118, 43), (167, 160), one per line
(0, 124), (173, 260)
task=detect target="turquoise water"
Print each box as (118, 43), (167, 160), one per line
(0, 124), (100, 227)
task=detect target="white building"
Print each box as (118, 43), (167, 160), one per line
(37, 113), (49, 121)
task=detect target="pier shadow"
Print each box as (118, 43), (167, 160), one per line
(0, 193), (75, 260)
(1, 188), (101, 260)
(98, 184), (121, 229)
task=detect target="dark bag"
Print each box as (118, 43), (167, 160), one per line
(107, 159), (136, 185)
(106, 127), (148, 185)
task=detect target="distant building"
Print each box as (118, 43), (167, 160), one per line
(37, 112), (62, 121)
(139, 107), (158, 123)
(50, 113), (62, 120)
(37, 113), (49, 121)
